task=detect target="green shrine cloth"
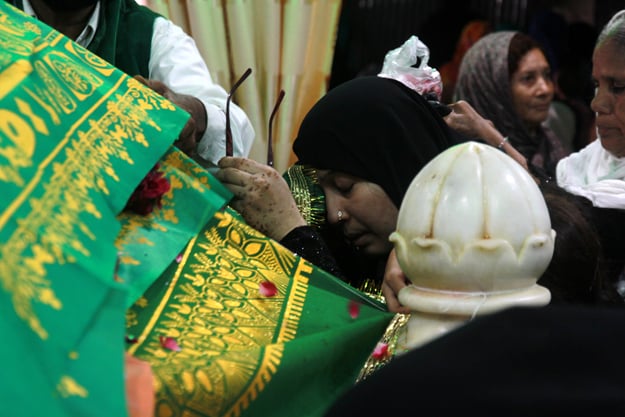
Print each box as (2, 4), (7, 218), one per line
(0, 3), (189, 416)
(1, 4), (394, 417)
(126, 207), (393, 417)
(115, 147), (232, 307)
(6, 0), (160, 78)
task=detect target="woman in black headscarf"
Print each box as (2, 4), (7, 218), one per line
(293, 76), (458, 209)
(216, 76), (461, 288)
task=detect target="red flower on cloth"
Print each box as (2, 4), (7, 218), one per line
(259, 280), (278, 297)
(348, 300), (360, 319)
(125, 164), (171, 215)
(371, 342), (389, 360)
(159, 336), (181, 352)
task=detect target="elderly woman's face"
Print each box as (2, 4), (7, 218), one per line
(317, 170), (398, 257)
(510, 48), (554, 129)
(591, 39), (625, 157)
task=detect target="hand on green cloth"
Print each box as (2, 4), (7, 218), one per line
(215, 156), (308, 240)
(134, 75), (207, 157)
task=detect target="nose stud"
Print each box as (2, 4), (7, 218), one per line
(337, 210), (343, 221)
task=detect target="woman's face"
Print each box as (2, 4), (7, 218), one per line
(591, 39), (625, 157)
(317, 170), (398, 257)
(510, 48), (554, 129)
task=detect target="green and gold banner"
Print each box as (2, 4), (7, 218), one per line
(1, 3), (393, 417)
(0, 3), (189, 416)
(126, 206), (392, 417)
(116, 147), (232, 307)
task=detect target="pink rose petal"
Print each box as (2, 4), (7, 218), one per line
(159, 336), (181, 352)
(259, 281), (278, 297)
(348, 300), (360, 319)
(372, 342), (389, 360)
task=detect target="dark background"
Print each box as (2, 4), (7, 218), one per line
(329, 0), (623, 90)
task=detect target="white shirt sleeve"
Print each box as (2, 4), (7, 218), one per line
(148, 17), (255, 165)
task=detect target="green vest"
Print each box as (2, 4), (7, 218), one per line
(6, 0), (159, 77)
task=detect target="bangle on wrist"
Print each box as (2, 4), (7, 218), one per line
(497, 136), (509, 149)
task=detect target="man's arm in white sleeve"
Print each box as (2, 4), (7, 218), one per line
(148, 17), (255, 165)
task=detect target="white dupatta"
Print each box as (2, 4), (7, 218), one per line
(557, 138), (625, 209)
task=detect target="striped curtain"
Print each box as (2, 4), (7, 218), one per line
(139, 0), (342, 172)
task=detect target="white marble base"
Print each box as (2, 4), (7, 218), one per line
(396, 284), (551, 351)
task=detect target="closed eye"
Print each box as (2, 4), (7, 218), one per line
(611, 84), (625, 94)
(334, 177), (354, 195)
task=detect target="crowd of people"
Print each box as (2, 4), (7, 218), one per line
(215, 6), (625, 414)
(3, 0), (625, 415)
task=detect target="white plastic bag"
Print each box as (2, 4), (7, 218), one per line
(378, 35), (443, 100)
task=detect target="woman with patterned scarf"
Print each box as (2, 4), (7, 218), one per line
(454, 31), (570, 178)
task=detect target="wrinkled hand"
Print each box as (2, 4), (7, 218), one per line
(134, 75), (207, 157)
(382, 249), (411, 314)
(445, 100), (529, 171)
(215, 157), (307, 240)
(444, 100), (496, 140)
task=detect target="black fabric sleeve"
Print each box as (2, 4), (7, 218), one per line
(279, 225), (346, 280)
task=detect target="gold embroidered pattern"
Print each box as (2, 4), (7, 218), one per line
(0, 19), (178, 340)
(57, 375), (88, 398)
(128, 210), (310, 417)
(115, 150), (208, 266)
(356, 312), (410, 382)
(164, 148), (214, 190)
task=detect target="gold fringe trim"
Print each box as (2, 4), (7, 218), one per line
(284, 164), (326, 229)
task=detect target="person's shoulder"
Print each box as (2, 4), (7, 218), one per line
(145, 15), (189, 48)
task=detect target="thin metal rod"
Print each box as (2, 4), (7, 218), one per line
(267, 89), (285, 167)
(225, 67), (252, 157)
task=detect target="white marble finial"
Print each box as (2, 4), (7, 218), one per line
(389, 142), (553, 350)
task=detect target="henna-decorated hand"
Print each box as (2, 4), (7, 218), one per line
(215, 157), (307, 240)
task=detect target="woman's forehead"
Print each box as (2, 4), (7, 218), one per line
(593, 40), (625, 79)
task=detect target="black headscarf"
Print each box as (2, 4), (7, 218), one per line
(293, 76), (461, 208)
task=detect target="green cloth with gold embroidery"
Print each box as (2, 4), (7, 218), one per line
(126, 207), (393, 417)
(0, 3), (191, 416)
(116, 147), (232, 307)
(6, 0), (160, 78)
(0, 4), (394, 417)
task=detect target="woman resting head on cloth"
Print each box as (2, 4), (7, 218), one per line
(454, 30), (569, 178)
(216, 76), (462, 289)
